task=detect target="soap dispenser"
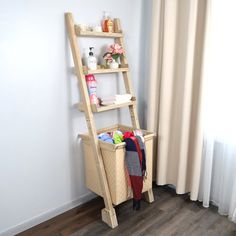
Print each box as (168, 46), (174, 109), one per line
(87, 47), (97, 70)
(102, 11), (113, 33)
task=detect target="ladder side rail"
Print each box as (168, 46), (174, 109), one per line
(65, 13), (117, 228)
(114, 18), (140, 129)
(114, 18), (154, 202)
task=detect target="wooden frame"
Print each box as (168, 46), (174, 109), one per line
(65, 13), (154, 228)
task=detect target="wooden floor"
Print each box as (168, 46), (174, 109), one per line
(18, 186), (236, 236)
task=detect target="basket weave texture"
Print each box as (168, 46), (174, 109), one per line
(80, 125), (154, 205)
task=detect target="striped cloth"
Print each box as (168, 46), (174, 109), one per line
(124, 133), (146, 210)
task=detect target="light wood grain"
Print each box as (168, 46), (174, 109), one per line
(65, 14), (154, 229)
(78, 101), (136, 113)
(65, 12), (117, 228)
(83, 66), (129, 75)
(75, 25), (123, 38)
(113, 18), (140, 129)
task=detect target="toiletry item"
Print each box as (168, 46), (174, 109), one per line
(93, 26), (102, 32)
(102, 11), (108, 32)
(85, 74), (99, 105)
(78, 24), (87, 31)
(106, 19), (114, 33)
(87, 47), (97, 70)
(102, 11), (113, 33)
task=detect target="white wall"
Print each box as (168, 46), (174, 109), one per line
(0, 0), (143, 235)
(138, 0), (153, 127)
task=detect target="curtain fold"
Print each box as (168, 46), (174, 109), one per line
(147, 0), (236, 222)
(197, 0), (236, 222)
(147, 0), (207, 200)
(198, 140), (236, 223)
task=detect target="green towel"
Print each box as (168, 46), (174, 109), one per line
(113, 130), (124, 144)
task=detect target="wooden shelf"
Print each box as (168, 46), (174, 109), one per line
(75, 25), (123, 38)
(78, 100), (135, 113)
(83, 65), (129, 75)
(66, 14), (154, 229)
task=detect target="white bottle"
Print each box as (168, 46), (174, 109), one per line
(87, 47), (97, 70)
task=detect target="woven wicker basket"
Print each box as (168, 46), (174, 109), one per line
(80, 124), (154, 206)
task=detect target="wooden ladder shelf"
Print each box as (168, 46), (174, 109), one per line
(65, 12), (154, 228)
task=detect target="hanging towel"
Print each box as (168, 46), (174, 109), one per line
(124, 135), (146, 210)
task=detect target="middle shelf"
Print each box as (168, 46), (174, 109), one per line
(82, 65), (129, 75)
(78, 100), (136, 113)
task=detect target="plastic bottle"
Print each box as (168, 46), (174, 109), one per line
(102, 11), (113, 33)
(102, 11), (108, 32)
(85, 74), (99, 105)
(87, 47), (97, 70)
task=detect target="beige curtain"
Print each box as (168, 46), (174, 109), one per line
(147, 0), (208, 200)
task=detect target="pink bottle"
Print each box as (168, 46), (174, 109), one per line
(85, 74), (99, 105)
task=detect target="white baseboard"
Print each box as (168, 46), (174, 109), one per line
(0, 192), (97, 236)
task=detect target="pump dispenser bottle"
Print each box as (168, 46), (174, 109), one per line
(102, 11), (108, 32)
(87, 47), (97, 70)
(102, 11), (113, 33)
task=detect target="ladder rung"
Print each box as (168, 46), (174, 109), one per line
(83, 65), (129, 75)
(77, 100), (136, 113)
(75, 25), (123, 38)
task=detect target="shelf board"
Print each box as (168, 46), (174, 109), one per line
(75, 25), (123, 38)
(78, 100), (135, 113)
(83, 65), (129, 75)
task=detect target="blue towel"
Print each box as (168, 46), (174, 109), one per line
(98, 133), (113, 143)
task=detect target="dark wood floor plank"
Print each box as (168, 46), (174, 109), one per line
(17, 186), (236, 236)
(17, 197), (104, 236)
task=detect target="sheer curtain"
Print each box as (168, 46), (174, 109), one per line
(198, 0), (236, 222)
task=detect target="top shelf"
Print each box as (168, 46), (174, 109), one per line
(74, 25), (123, 38)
